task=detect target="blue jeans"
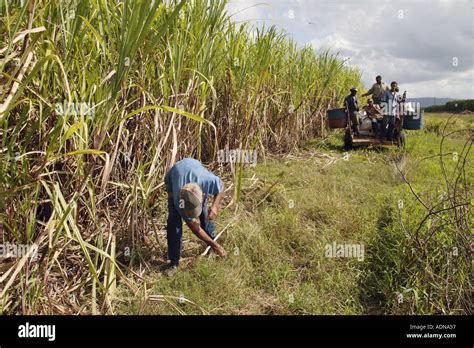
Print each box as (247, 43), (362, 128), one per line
(166, 197), (216, 265)
(382, 115), (396, 139)
(371, 119), (382, 135)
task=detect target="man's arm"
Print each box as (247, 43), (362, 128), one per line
(374, 105), (382, 116)
(185, 219), (227, 257)
(209, 179), (224, 220)
(343, 97), (349, 111)
(361, 85), (374, 97)
(362, 105), (372, 118)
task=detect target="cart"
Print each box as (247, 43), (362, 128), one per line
(327, 102), (423, 150)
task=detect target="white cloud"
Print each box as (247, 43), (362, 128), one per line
(226, 0), (474, 98)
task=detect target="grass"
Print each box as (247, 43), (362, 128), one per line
(117, 113), (472, 315)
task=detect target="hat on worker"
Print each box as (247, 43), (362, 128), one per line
(179, 183), (203, 218)
(350, 87), (358, 92)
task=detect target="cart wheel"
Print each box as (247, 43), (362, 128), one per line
(344, 130), (353, 150)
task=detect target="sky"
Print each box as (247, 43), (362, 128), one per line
(225, 0), (474, 99)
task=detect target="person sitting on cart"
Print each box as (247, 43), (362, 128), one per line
(363, 99), (383, 136)
(362, 75), (389, 105)
(344, 87), (360, 136)
(382, 81), (405, 141)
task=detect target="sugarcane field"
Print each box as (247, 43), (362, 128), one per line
(0, 0), (472, 345)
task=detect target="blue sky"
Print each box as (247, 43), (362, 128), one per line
(226, 0), (474, 99)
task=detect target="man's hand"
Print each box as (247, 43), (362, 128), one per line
(185, 220), (227, 258)
(212, 243), (227, 258)
(208, 206), (218, 220)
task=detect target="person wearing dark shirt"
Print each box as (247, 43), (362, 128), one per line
(344, 87), (360, 135)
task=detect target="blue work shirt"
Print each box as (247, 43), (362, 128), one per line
(383, 90), (402, 116)
(164, 158), (222, 221)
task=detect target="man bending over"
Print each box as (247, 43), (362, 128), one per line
(164, 158), (227, 273)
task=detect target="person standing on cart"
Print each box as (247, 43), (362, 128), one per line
(362, 75), (389, 105)
(344, 87), (360, 136)
(382, 81), (405, 140)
